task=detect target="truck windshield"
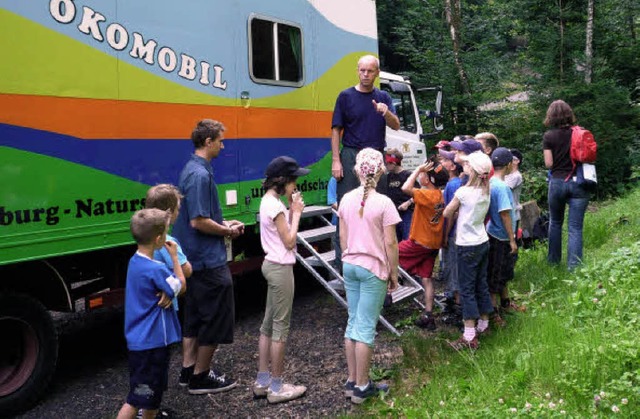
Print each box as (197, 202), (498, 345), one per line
(382, 86), (417, 134)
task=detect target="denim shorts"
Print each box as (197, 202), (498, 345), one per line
(126, 346), (170, 410)
(343, 263), (387, 346)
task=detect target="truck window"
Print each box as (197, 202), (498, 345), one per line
(382, 86), (417, 134)
(249, 16), (303, 86)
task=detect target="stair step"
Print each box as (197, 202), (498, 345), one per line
(301, 205), (333, 218)
(304, 250), (335, 267)
(391, 285), (422, 303)
(297, 225), (335, 243)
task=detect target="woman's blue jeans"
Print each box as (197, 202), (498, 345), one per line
(547, 178), (590, 270)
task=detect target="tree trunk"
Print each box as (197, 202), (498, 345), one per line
(585, 0), (594, 84)
(558, 0), (564, 81)
(444, 0), (471, 95)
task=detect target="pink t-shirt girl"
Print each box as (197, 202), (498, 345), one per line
(338, 187), (401, 280)
(259, 193), (295, 265)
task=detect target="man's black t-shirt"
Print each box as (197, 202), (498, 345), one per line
(386, 170), (412, 207)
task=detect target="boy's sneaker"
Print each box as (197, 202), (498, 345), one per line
(344, 380), (356, 398)
(351, 380), (390, 404)
(502, 300), (526, 314)
(178, 365), (194, 387)
(266, 383), (307, 404)
(252, 381), (269, 399)
(448, 335), (479, 351)
(414, 312), (437, 331)
(492, 313), (507, 328)
(188, 369), (238, 395)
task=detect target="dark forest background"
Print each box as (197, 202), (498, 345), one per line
(376, 0), (640, 203)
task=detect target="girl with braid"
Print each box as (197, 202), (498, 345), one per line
(337, 148), (401, 404)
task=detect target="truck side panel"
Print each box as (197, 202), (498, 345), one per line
(0, 0), (379, 265)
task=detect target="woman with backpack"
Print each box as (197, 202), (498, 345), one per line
(542, 100), (590, 270)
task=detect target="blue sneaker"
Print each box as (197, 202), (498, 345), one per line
(351, 380), (389, 404)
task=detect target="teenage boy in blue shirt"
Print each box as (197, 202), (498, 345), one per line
(172, 119), (244, 394)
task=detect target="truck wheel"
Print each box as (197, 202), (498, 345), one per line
(0, 293), (58, 416)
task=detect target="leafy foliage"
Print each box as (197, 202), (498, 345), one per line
(376, 0), (640, 201)
(361, 186), (640, 417)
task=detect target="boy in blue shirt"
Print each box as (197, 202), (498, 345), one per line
(145, 184), (193, 311)
(116, 209), (186, 419)
(486, 148), (518, 330)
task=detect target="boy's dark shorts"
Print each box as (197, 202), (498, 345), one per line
(126, 346), (170, 410)
(183, 265), (235, 345)
(487, 235), (515, 294)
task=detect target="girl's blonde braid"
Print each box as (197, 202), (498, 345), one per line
(359, 174), (377, 218)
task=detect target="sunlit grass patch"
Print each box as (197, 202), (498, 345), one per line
(361, 188), (640, 417)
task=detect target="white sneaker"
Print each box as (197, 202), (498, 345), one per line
(267, 383), (307, 404)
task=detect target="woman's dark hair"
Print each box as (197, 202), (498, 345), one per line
(263, 175), (298, 195)
(544, 100), (576, 128)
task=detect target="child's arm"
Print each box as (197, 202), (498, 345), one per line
(157, 292), (172, 309)
(383, 223), (399, 292)
(339, 216), (348, 253)
(165, 241), (186, 295)
(443, 196), (460, 220)
(275, 193), (304, 250)
(499, 210), (518, 254)
(181, 261), (193, 278)
(401, 161), (433, 196)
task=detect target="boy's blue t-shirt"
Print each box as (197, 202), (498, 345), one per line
(153, 233), (186, 310)
(124, 252), (182, 351)
(443, 177), (463, 238)
(487, 177), (516, 241)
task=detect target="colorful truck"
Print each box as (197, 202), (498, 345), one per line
(0, 0), (442, 414)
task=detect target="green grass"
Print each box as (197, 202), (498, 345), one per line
(363, 187), (640, 418)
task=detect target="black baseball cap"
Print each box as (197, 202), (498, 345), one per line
(265, 156), (310, 178)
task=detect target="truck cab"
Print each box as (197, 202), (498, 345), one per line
(380, 71), (443, 169)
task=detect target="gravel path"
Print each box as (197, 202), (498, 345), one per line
(15, 274), (414, 418)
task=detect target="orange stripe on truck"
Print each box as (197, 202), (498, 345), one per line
(0, 94), (332, 139)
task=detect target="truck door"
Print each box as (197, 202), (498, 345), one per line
(380, 77), (426, 170)
(236, 11), (310, 217)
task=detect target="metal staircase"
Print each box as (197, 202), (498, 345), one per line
(295, 205), (425, 336)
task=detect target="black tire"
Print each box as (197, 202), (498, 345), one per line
(0, 293), (58, 417)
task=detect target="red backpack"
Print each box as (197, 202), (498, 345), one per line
(565, 126), (597, 180)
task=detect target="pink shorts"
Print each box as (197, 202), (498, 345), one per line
(399, 240), (438, 279)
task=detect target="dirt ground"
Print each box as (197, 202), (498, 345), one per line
(15, 273), (422, 419)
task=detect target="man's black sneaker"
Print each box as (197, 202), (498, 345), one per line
(178, 365), (194, 387)
(136, 408), (172, 418)
(351, 380), (389, 404)
(188, 369), (238, 395)
(415, 312), (437, 331)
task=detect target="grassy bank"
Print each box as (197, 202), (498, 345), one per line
(365, 187), (640, 418)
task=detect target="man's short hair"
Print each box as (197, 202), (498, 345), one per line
(357, 55), (380, 70)
(146, 184), (182, 213)
(475, 132), (499, 152)
(130, 208), (169, 245)
(191, 119), (225, 149)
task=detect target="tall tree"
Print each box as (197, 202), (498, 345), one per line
(443, 0), (471, 96)
(585, 0), (594, 83)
